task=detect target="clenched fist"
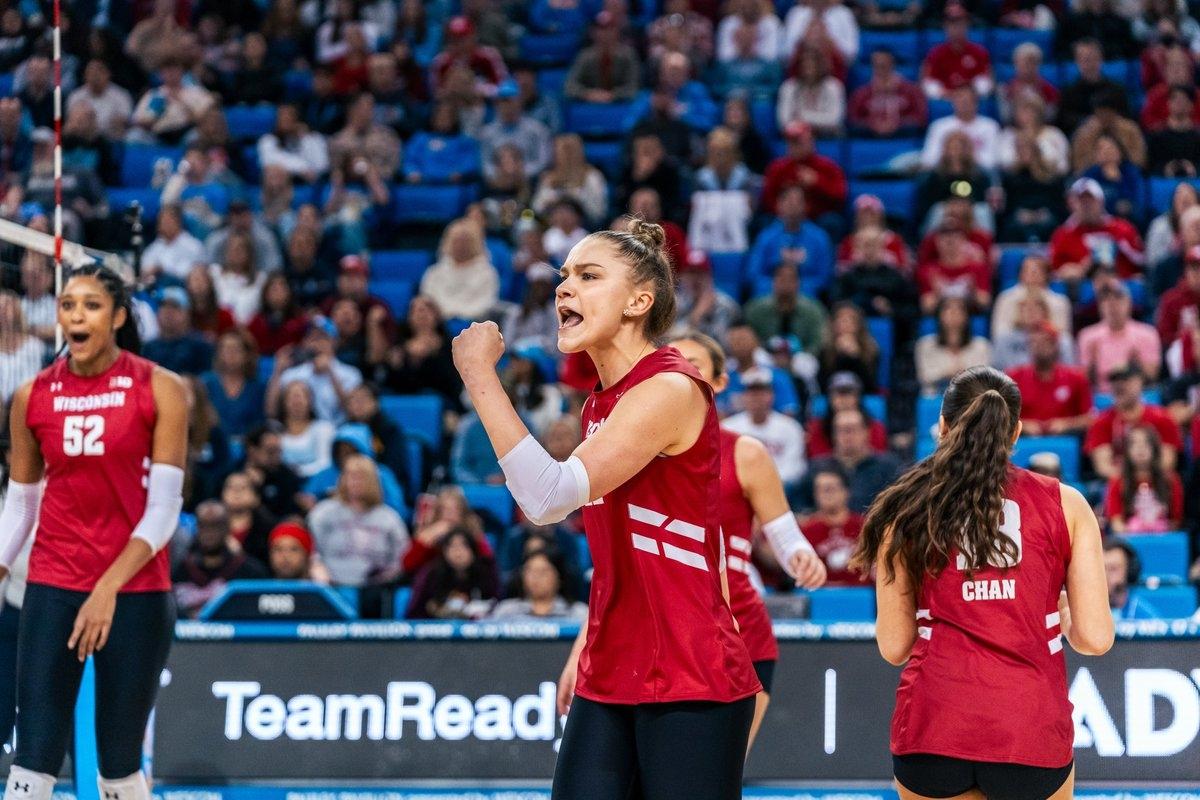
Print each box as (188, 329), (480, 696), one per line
(452, 321), (505, 378)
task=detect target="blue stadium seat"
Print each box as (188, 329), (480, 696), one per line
(258, 356), (274, 377)
(583, 140), (623, 179)
(809, 587), (875, 622)
(528, 0), (588, 34)
(815, 138), (843, 163)
(1092, 389), (1161, 410)
(518, 32), (583, 65)
(997, 245), (1044, 290)
(371, 249), (432, 283)
(1129, 585), (1197, 618)
(405, 438), (424, 501)
(916, 394), (942, 437)
(369, 279), (413, 318)
(1059, 60), (1138, 93)
(867, 316), (893, 387)
(120, 144), (183, 187)
(403, 133), (482, 183)
(849, 180), (918, 227)
(858, 30), (921, 64)
(808, 393), (887, 421)
(988, 28), (1055, 64)
(1125, 533), (1190, 583)
(751, 99), (778, 141)
(380, 394), (444, 448)
(846, 138), (922, 179)
(224, 105), (276, 141)
(462, 484), (515, 528)
(283, 69), (313, 101)
(709, 251), (746, 300)
(0, 73), (12, 98)
(1148, 177), (1200, 214)
(392, 185), (473, 224)
(564, 101), (637, 137)
(536, 68), (569, 97)
(1011, 436), (1081, 483)
(393, 586), (413, 619)
(106, 188), (161, 221)
(917, 315), (989, 338)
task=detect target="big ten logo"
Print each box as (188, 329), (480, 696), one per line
(257, 594), (297, 615)
(109, 375), (134, 389)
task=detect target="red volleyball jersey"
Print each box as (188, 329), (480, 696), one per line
(576, 347), (761, 704)
(891, 467), (1073, 768)
(24, 351), (170, 593)
(718, 428), (779, 663)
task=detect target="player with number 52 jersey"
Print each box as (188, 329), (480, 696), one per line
(25, 349), (167, 592)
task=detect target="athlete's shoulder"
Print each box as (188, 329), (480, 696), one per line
(149, 364), (188, 406)
(1010, 465), (1063, 497)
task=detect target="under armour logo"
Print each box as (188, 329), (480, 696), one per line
(13, 783), (30, 793)
(103, 791), (120, 799)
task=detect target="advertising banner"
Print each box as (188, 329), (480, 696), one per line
(153, 633), (1200, 784)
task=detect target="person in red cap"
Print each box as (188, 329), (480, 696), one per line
(836, 194), (913, 273)
(920, 3), (993, 100)
(268, 522), (320, 581)
(847, 48), (928, 138)
(1048, 177), (1144, 281)
(1157, 245), (1200, 346)
(319, 253), (396, 338)
(430, 16), (508, 98)
(760, 120), (848, 229)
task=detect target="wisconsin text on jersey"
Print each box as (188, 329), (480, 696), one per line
(51, 391), (128, 413)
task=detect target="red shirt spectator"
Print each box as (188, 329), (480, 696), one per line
(916, 225), (992, 313)
(761, 121), (848, 218)
(801, 513), (866, 585)
(916, 227), (993, 266)
(1156, 248), (1200, 345)
(1048, 179), (1145, 279)
(429, 17), (508, 97)
(1003, 73), (1059, 111)
(847, 50), (928, 136)
(1139, 84), (1200, 132)
(837, 195), (912, 273)
(806, 417), (887, 458)
(1140, 42), (1194, 92)
(920, 5), (993, 99)
(1104, 473), (1184, 532)
(1086, 404), (1182, 455)
(1010, 363), (1093, 423)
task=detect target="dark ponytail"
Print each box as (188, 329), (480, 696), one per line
(851, 366), (1022, 591)
(62, 263), (142, 355)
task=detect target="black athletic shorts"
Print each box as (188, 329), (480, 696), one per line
(752, 659), (775, 694)
(893, 753), (1073, 800)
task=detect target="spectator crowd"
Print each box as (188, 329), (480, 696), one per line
(0, 0), (1197, 623)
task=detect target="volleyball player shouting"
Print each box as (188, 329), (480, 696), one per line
(0, 265), (187, 800)
(672, 331), (826, 750)
(452, 221), (760, 800)
(853, 366), (1113, 800)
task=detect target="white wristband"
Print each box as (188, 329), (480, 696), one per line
(131, 464), (185, 553)
(499, 434), (590, 526)
(0, 480), (42, 570)
(761, 511), (815, 578)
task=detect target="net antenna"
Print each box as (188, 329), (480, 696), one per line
(53, 0), (62, 351)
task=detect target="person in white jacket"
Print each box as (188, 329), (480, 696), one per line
(723, 367), (807, 489)
(419, 219), (501, 322)
(257, 104), (330, 183)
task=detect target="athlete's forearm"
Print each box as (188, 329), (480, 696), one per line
(94, 539), (156, 595)
(462, 368), (532, 460)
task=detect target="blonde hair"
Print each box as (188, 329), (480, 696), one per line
(548, 133), (588, 188)
(337, 454), (384, 508)
(438, 218), (486, 263)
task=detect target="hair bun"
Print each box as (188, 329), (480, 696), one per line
(627, 218), (666, 250)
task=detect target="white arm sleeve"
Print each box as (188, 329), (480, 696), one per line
(761, 511), (816, 579)
(130, 464), (185, 553)
(498, 434), (591, 527)
(0, 480), (42, 570)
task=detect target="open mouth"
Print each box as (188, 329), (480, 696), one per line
(558, 309), (583, 330)
(68, 332), (90, 345)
